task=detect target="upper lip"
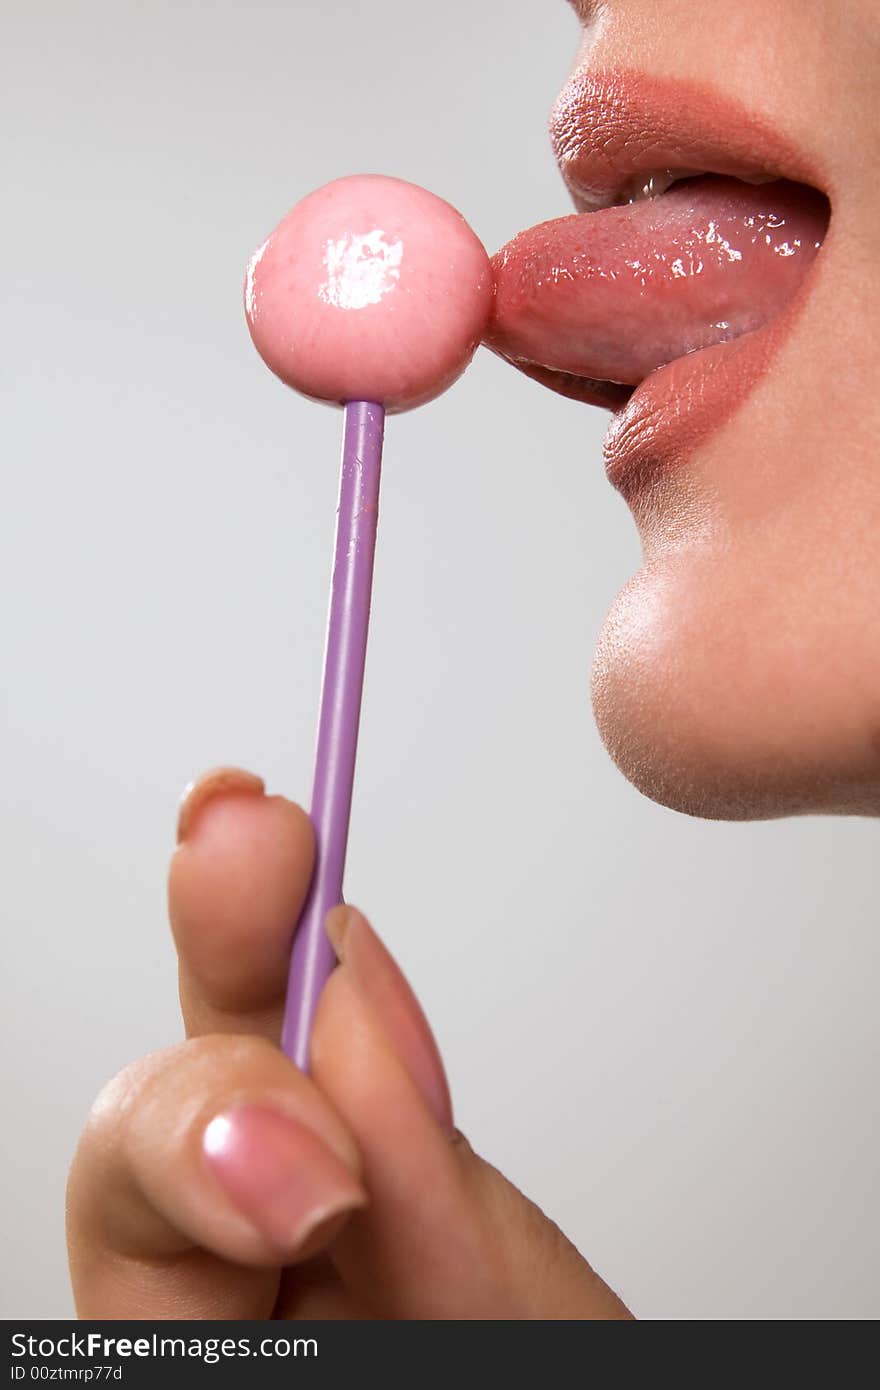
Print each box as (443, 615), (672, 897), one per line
(550, 70), (826, 214)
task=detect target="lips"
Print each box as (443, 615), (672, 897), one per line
(485, 73), (831, 488)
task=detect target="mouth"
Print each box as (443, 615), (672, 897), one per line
(484, 73), (831, 492)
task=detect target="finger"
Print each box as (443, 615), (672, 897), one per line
(312, 908), (632, 1319)
(168, 768), (314, 1038)
(67, 1033), (364, 1319)
(312, 911), (480, 1316)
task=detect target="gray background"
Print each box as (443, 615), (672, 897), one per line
(2, 0), (877, 1320)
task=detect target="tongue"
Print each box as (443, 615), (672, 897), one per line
(486, 176), (828, 388)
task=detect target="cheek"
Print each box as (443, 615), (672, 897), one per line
(591, 546), (880, 820)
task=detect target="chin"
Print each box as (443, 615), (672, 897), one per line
(590, 561), (880, 822)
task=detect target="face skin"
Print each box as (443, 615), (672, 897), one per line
(554, 1), (880, 819)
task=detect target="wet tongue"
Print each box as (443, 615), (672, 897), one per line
(487, 176), (828, 386)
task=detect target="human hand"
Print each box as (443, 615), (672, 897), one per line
(67, 768), (632, 1319)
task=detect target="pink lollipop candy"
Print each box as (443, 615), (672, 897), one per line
(245, 176), (493, 1069)
(245, 174), (493, 411)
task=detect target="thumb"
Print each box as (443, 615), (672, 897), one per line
(311, 908), (632, 1320)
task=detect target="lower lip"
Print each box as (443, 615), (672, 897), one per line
(498, 286), (815, 503)
(601, 305), (792, 501)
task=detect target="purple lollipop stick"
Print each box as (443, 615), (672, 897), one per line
(281, 400), (385, 1071)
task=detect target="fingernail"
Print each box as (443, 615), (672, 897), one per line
(202, 1106), (366, 1255)
(177, 767), (265, 843)
(326, 907), (454, 1135)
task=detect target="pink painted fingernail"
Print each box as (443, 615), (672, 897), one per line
(325, 907), (454, 1135)
(202, 1106), (365, 1254)
(177, 767), (265, 842)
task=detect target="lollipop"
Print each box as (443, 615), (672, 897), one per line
(245, 175), (493, 1068)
